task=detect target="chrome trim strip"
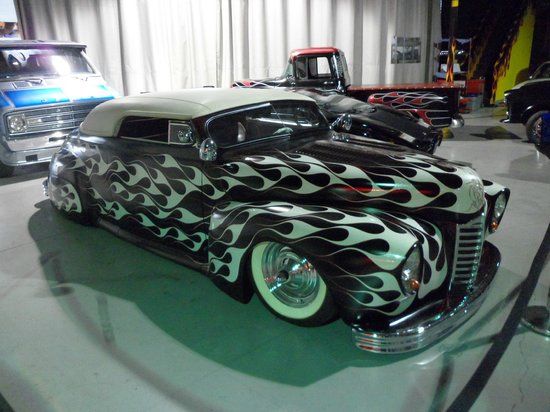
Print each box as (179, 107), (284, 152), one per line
(4, 102), (103, 137)
(450, 210), (486, 292)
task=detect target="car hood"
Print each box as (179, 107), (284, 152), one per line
(511, 78), (550, 90)
(353, 104), (434, 139)
(0, 75), (117, 109)
(292, 89), (436, 144)
(212, 135), (484, 221)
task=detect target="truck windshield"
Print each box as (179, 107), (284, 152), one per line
(281, 59), (294, 77)
(208, 101), (329, 147)
(0, 47), (94, 78)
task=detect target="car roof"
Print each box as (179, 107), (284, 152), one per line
(79, 88), (314, 137)
(0, 40), (86, 48)
(289, 47), (341, 60)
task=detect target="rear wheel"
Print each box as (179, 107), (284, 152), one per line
(526, 111), (548, 143)
(0, 161), (14, 178)
(250, 241), (337, 326)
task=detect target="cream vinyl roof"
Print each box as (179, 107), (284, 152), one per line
(79, 88), (313, 137)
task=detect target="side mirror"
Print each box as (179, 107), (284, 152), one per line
(330, 113), (352, 131)
(199, 138), (217, 161)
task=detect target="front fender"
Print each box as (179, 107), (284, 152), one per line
(207, 201), (444, 317)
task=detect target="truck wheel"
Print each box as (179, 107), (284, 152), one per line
(250, 241), (337, 326)
(0, 161), (14, 178)
(526, 111), (548, 143)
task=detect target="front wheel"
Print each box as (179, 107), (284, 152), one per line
(250, 241), (337, 326)
(525, 111), (548, 143)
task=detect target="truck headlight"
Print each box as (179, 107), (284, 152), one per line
(7, 113), (27, 134)
(489, 192), (507, 232)
(401, 245), (422, 295)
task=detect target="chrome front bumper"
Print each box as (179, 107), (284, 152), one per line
(1, 132), (66, 166)
(352, 242), (500, 353)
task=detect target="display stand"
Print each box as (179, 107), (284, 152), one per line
(521, 287), (550, 337)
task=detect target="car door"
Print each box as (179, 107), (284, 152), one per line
(84, 116), (209, 266)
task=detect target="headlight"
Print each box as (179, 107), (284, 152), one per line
(342, 114), (352, 131)
(401, 245), (422, 295)
(489, 192), (507, 232)
(7, 113), (27, 134)
(494, 193), (506, 219)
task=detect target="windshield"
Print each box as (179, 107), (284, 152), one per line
(207, 100), (329, 147)
(0, 47), (94, 78)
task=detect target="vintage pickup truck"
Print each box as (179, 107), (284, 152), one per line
(233, 47), (464, 129)
(0, 40), (117, 177)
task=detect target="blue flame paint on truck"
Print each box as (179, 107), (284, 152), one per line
(0, 40), (117, 177)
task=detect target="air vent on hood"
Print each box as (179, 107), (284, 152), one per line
(12, 79), (43, 88)
(12, 81), (32, 88)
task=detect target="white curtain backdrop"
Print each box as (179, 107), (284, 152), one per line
(18, 0), (440, 96)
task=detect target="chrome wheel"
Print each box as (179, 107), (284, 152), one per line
(250, 241), (336, 324)
(260, 242), (320, 308)
(533, 117), (542, 146)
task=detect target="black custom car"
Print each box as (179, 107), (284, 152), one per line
(293, 88), (443, 153)
(504, 61), (550, 142)
(45, 88), (509, 353)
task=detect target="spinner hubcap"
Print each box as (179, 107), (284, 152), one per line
(260, 243), (320, 308)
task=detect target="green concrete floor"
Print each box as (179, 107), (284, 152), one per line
(0, 110), (549, 411)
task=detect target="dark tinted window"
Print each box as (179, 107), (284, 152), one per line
(0, 47), (94, 78)
(118, 117), (169, 143)
(207, 101), (328, 147)
(535, 63), (550, 79)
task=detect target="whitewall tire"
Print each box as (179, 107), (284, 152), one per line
(250, 241), (337, 326)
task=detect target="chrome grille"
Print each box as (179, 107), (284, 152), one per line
(6, 102), (102, 138)
(451, 213), (485, 290)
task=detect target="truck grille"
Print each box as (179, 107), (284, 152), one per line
(450, 213), (485, 290)
(6, 102), (102, 138)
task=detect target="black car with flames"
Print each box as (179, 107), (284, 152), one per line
(293, 88), (443, 153)
(45, 88), (509, 353)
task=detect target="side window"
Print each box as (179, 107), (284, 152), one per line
(540, 64), (550, 79)
(295, 56), (332, 80)
(208, 104), (288, 147)
(310, 57), (332, 78)
(272, 101), (327, 133)
(295, 57), (307, 79)
(169, 121), (195, 145)
(118, 117), (195, 145)
(118, 117), (169, 143)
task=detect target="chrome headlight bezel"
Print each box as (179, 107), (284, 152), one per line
(400, 244), (423, 296)
(6, 113), (27, 134)
(341, 114), (352, 131)
(489, 192), (508, 233)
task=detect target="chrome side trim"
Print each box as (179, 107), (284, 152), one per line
(351, 242), (500, 353)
